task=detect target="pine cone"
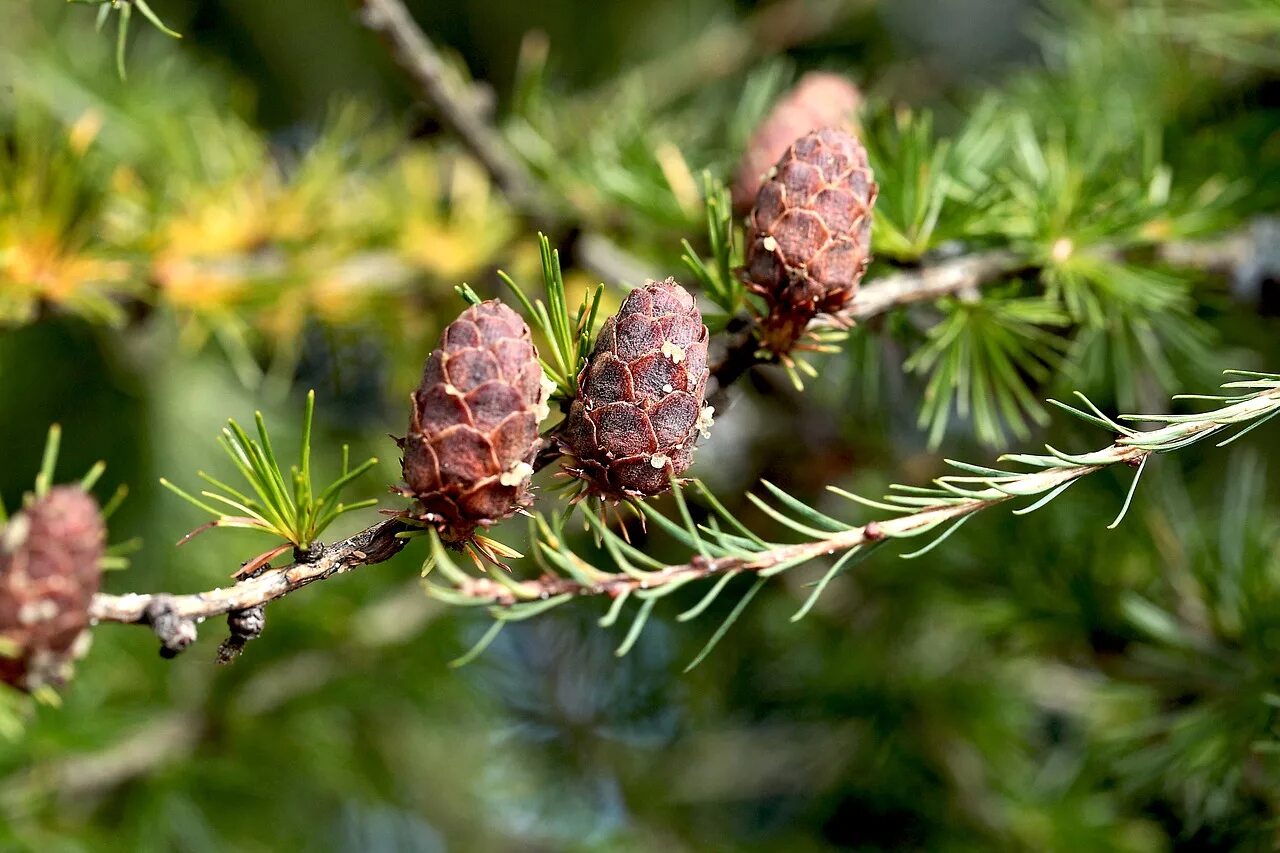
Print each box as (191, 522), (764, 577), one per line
(562, 279), (712, 499)
(743, 127), (877, 353)
(732, 73), (863, 216)
(0, 487), (105, 692)
(402, 300), (547, 543)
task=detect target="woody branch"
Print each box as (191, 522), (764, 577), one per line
(353, 0), (665, 288)
(88, 385), (1280, 651)
(708, 223), (1272, 403)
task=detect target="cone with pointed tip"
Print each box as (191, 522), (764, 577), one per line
(0, 487), (105, 692)
(562, 278), (713, 500)
(401, 300), (547, 545)
(744, 127), (878, 354)
(732, 73), (863, 216)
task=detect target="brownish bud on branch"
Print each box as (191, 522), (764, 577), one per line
(0, 487), (104, 692)
(744, 127), (877, 354)
(401, 300), (546, 543)
(731, 72), (863, 215)
(562, 279), (713, 499)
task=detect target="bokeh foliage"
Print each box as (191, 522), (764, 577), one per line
(0, 0), (1277, 850)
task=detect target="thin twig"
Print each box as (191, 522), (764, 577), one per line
(351, 0), (660, 286)
(89, 519), (409, 650)
(354, 0), (549, 219)
(86, 385), (1280, 640)
(141, 229), (1250, 413)
(463, 458), (1116, 603)
(709, 221), (1267, 400)
(844, 249), (1029, 322)
(448, 383), (1280, 604)
(708, 248), (1029, 405)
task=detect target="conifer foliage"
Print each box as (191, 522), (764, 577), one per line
(1, 0), (1279, 847)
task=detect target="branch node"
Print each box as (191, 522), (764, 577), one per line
(216, 606), (266, 664)
(144, 597), (197, 658)
(295, 541), (324, 563)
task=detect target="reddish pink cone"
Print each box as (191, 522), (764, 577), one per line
(732, 72), (863, 215)
(743, 127), (877, 352)
(562, 279), (712, 499)
(0, 487), (104, 692)
(402, 300), (546, 542)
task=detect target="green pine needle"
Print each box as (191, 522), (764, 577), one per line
(115, 1), (131, 80)
(35, 424), (62, 499)
(615, 598), (656, 657)
(455, 283), (483, 306)
(497, 233), (601, 400)
(161, 391), (378, 551)
(906, 293), (1069, 448)
(683, 578), (765, 672)
(448, 621), (506, 668)
(71, 0), (184, 79)
(680, 173), (743, 313)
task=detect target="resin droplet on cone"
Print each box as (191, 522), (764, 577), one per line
(562, 278), (712, 499)
(401, 300), (546, 543)
(744, 127), (877, 353)
(0, 486), (104, 692)
(731, 73), (863, 216)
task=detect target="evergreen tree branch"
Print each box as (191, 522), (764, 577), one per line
(354, 0), (549, 219)
(87, 375), (1279, 659)
(443, 379), (1280, 612)
(709, 223), (1270, 402)
(88, 519), (410, 655)
(709, 248), (1030, 401)
(351, 0), (658, 287)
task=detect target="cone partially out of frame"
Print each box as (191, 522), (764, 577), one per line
(0, 487), (105, 692)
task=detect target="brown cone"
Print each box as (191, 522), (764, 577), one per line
(402, 300), (546, 543)
(0, 486), (104, 692)
(562, 278), (712, 500)
(743, 127), (877, 353)
(731, 73), (863, 216)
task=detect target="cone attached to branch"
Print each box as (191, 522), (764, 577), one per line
(0, 487), (105, 692)
(732, 72), (863, 216)
(400, 300), (548, 551)
(562, 278), (713, 500)
(743, 127), (877, 354)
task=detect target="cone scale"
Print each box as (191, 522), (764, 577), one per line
(744, 127), (878, 354)
(562, 278), (712, 500)
(731, 72), (863, 215)
(401, 300), (547, 545)
(0, 487), (105, 692)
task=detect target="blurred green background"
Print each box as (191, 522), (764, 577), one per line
(0, 0), (1278, 850)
